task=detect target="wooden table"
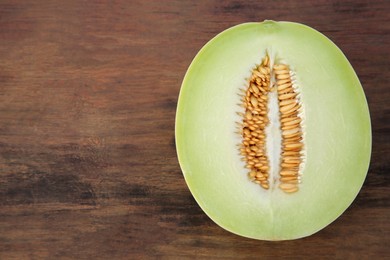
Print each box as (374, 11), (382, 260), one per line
(0, 1), (388, 258)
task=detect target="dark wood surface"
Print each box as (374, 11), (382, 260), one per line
(0, 1), (389, 259)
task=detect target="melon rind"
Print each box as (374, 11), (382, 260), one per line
(175, 21), (371, 240)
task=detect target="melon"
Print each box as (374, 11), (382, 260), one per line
(175, 20), (371, 240)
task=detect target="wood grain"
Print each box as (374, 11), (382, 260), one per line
(0, 0), (389, 259)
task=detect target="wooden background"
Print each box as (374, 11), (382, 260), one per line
(0, 0), (389, 259)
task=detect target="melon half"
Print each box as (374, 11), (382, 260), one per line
(175, 21), (371, 240)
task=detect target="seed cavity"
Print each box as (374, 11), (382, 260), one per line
(237, 53), (305, 194)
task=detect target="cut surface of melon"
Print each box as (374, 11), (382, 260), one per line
(175, 21), (371, 240)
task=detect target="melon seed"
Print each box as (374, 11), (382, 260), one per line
(239, 54), (304, 193)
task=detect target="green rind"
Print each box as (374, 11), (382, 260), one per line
(175, 21), (371, 240)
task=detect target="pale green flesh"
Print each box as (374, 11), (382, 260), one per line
(175, 21), (371, 240)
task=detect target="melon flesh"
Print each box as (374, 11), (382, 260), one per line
(175, 21), (371, 240)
